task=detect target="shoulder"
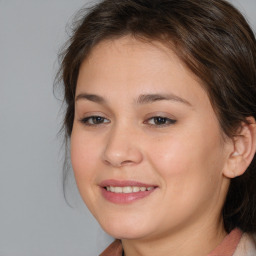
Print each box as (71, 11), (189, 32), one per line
(233, 232), (256, 256)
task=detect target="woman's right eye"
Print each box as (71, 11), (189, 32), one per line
(80, 116), (110, 126)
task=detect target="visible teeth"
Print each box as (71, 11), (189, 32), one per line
(133, 187), (140, 192)
(106, 186), (153, 193)
(114, 187), (123, 193)
(123, 186), (133, 193)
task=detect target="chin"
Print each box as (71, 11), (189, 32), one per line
(99, 216), (152, 240)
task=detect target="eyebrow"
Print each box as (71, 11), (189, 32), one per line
(136, 93), (192, 106)
(75, 93), (106, 104)
(75, 93), (192, 106)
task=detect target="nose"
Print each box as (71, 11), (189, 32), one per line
(102, 125), (143, 167)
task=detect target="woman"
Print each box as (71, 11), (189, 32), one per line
(58, 0), (256, 255)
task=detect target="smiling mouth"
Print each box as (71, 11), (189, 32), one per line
(105, 186), (154, 193)
(100, 180), (158, 203)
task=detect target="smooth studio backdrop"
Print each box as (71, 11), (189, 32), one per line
(0, 0), (255, 255)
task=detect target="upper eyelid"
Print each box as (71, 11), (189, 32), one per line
(143, 111), (177, 120)
(77, 111), (110, 119)
(80, 115), (110, 122)
(146, 116), (176, 121)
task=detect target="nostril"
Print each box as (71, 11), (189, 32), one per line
(103, 159), (135, 167)
(121, 160), (134, 165)
(102, 142), (143, 167)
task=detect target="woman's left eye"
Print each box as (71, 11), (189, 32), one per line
(145, 116), (177, 126)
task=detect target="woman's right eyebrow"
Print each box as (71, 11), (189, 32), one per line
(75, 93), (106, 104)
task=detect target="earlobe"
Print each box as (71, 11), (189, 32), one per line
(223, 117), (256, 179)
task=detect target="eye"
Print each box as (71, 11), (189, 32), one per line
(145, 116), (176, 126)
(80, 116), (110, 126)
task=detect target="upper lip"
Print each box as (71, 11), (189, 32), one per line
(99, 179), (157, 188)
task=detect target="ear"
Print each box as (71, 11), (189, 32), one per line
(223, 117), (256, 178)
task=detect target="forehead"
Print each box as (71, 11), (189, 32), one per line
(81, 37), (196, 80)
(85, 36), (190, 74)
(77, 36), (208, 105)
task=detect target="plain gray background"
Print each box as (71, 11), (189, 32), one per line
(0, 0), (255, 255)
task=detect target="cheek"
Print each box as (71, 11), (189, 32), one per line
(149, 126), (225, 192)
(146, 132), (226, 224)
(70, 129), (104, 214)
(70, 130), (100, 183)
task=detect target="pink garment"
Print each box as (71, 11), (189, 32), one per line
(100, 228), (256, 256)
(207, 228), (242, 256)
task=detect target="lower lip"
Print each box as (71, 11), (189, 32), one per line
(101, 187), (156, 204)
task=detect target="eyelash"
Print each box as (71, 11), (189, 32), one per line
(145, 116), (177, 127)
(79, 115), (177, 127)
(80, 116), (110, 126)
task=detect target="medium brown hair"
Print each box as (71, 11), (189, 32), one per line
(57, 0), (256, 233)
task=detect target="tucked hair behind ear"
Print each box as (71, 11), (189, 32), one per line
(57, 0), (256, 232)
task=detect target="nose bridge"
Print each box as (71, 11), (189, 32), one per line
(102, 121), (143, 167)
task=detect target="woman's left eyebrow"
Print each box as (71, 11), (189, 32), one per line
(136, 93), (192, 107)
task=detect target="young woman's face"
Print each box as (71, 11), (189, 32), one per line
(71, 36), (232, 240)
